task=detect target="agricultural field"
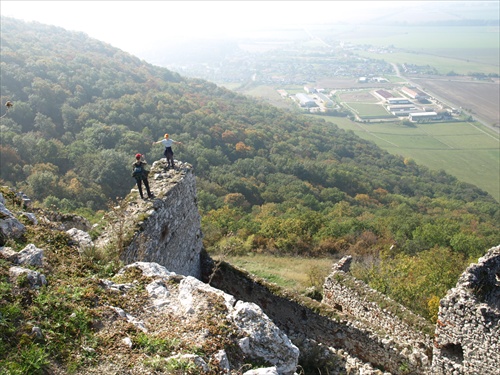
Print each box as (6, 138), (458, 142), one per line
(314, 116), (500, 201)
(340, 25), (499, 75)
(343, 102), (394, 119)
(411, 77), (500, 128)
(238, 81), (498, 201)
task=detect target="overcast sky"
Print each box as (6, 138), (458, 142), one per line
(1, 1), (420, 54)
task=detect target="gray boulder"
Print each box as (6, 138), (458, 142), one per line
(66, 228), (94, 252)
(9, 266), (47, 289)
(0, 246), (18, 262)
(16, 244), (44, 267)
(0, 202), (26, 243)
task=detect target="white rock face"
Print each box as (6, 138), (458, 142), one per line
(66, 228), (94, 252)
(118, 261), (175, 278)
(103, 262), (299, 374)
(243, 367), (279, 375)
(178, 276), (236, 313)
(145, 280), (170, 308)
(214, 349), (231, 373)
(0, 247), (18, 261)
(229, 301), (300, 375)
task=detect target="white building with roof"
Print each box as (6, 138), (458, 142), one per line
(295, 93), (316, 107)
(409, 112), (438, 122)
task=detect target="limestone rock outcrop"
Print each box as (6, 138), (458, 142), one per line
(0, 192), (26, 245)
(9, 266), (47, 289)
(101, 261), (299, 374)
(66, 228), (94, 253)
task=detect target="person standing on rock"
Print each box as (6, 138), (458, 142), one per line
(132, 153), (154, 200)
(152, 133), (182, 169)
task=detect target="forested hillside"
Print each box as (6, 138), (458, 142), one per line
(1, 17), (499, 320)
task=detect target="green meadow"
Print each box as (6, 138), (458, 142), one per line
(314, 116), (500, 201)
(344, 102), (395, 119)
(224, 253), (333, 292)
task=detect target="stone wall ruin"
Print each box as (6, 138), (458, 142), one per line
(96, 159), (203, 278)
(431, 245), (500, 375)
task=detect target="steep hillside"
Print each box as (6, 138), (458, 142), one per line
(1, 17), (499, 321)
(0, 184), (302, 374)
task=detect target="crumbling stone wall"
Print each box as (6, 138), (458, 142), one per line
(204, 257), (428, 374)
(431, 245), (500, 375)
(122, 160), (203, 278)
(98, 160), (203, 278)
(322, 256), (433, 372)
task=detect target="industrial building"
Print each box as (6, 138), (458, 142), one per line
(387, 97), (412, 105)
(375, 90), (393, 100)
(409, 112), (438, 122)
(387, 104), (418, 115)
(402, 86), (429, 99)
(317, 93), (334, 108)
(295, 93), (317, 107)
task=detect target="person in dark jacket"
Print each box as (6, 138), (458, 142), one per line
(132, 153), (153, 199)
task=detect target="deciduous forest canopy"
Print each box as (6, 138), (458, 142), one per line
(1, 17), (499, 320)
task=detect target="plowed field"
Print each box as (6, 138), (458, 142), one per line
(412, 77), (500, 128)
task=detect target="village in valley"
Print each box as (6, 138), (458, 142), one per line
(284, 82), (457, 123)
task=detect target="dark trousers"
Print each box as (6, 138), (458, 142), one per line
(136, 177), (152, 198)
(164, 147), (175, 167)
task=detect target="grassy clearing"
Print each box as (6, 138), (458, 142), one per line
(221, 253), (335, 292)
(395, 148), (499, 200)
(437, 134), (499, 149)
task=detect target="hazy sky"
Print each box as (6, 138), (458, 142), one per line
(1, 1), (417, 55)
